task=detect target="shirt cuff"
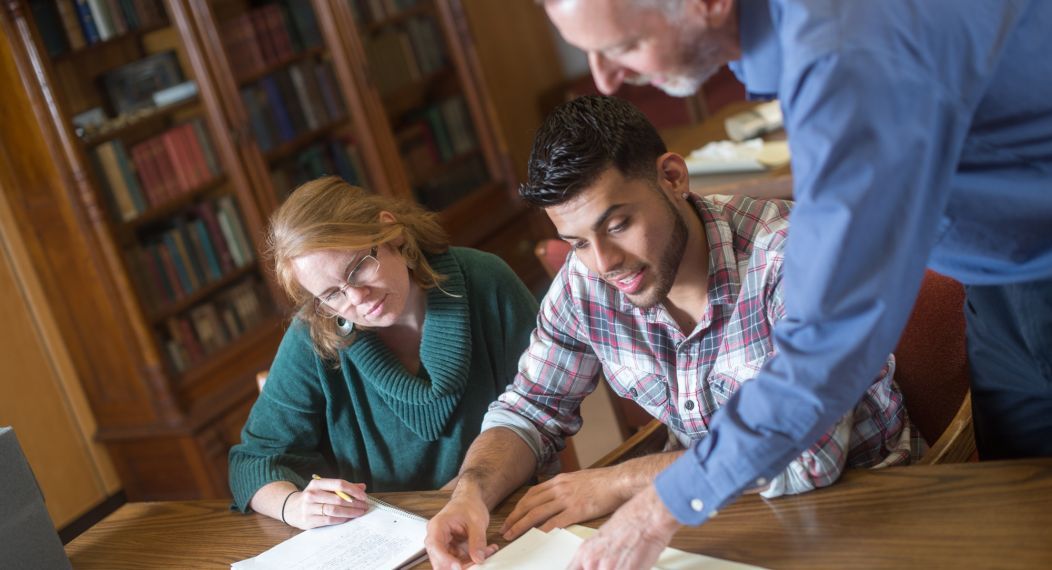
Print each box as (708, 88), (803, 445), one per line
(480, 408), (547, 464)
(654, 452), (725, 525)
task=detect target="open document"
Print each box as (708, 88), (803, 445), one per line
(479, 525), (767, 570)
(231, 498), (427, 570)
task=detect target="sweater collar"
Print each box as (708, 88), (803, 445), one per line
(344, 250), (472, 441)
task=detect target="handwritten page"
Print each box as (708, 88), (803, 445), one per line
(480, 525), (768, 570)
(232, 499), (427, 570)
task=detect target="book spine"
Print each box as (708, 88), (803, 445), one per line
(182, 219), (218, 283)
(195, 203), (236, 273)
(155, 238), (187, 297)
(162, 230), (197, 293)
(112, 140), (148, 213)
(55, 0), (87, 50)
(94, 142), (139, 221)
(287, 65), (319, 130)
(190, 118), (221, 177)
(160, 128), (195, 193)
(72, 0), (101, 44)
(85, 0), (115, 40)
(260, 76), (296, 142)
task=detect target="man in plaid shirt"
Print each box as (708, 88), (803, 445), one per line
(424, 96), (915, 569)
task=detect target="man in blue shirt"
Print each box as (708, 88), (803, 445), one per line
(539, 0), (1052, 568)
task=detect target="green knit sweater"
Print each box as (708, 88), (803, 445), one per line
(229, 248), (538, 511)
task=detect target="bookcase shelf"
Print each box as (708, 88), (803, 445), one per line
(236, 46), (325, 87)
(125, 175), (227, 230)
(145, 261), (258, 324)
(81, 96), (201, 147)
(364, 2), (435, 34)
(50, 23), (170, 62)
(263, 120), (346, 164)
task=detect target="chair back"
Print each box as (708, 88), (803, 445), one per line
(893, 270), (971, 448)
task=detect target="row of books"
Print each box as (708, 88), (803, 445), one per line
(398, 96), (478, 186)
(92, 118), (220, 222)
(162, 279), (267, 373)
(241, 61), (348, 154)
(126, 196), (255, 308)
(31, 0), (168, 56)
(270, 137), (369, 200)
(364, 16), (447, 95)
(415, 154), (489, 212)
(349, 0), (423, 26)
(221, 2), (322, 81)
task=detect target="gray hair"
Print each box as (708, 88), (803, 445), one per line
(542, 0), (685, 19)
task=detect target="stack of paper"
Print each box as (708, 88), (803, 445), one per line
(479, 525), (766, 570)
(685, 139), (791, 176)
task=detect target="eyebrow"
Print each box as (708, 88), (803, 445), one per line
(319, 259), (358, 297)
(557, 203), (628, 240)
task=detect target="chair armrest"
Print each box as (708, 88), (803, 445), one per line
(588, 420), (668, 469)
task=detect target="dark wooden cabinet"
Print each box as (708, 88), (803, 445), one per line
(2, 0), (559, 500)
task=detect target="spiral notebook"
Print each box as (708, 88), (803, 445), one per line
(231, 497), (428, 570)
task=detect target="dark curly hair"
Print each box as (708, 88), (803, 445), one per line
(520, 95), (667, 207)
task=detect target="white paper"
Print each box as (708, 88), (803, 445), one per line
(565, 525), (767, 570)
(232, 500), (427, 570)
(685, 139), (790, 175)
(479, 528), (583, 570)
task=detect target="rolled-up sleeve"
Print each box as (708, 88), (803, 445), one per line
(482, 262), (603, 469)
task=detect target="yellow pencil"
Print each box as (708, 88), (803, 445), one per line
(312, 473), (354, 502)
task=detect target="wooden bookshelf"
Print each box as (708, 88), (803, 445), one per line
(1, 0), (560, 508)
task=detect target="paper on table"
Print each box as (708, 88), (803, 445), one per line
(565, 525), (767, 570)
(478, 528), (580, 569)
(480, 525), (767, 570)
(685, 139), (790, 175)
(231, 499), (427, 570)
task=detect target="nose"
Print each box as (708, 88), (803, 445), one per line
(588, 51), (624, 95)
(343, 284), (371, 310)
(591, 240), (623, 276)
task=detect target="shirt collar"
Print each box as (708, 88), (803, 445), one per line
(727, 0), (782, 100)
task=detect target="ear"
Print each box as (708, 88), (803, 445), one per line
(377, 211), (406, 247)
(683, 0), (735, 27)
(656, 152), (691, 194)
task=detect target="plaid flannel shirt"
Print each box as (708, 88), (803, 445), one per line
(483, 193), (914, 496)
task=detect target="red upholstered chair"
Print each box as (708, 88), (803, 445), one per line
(893, 270), (976, 464)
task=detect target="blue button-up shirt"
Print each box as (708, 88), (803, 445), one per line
(655, 0), (1052, 525)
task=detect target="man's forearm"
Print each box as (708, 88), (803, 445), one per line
(455, 427), (538, 510)
(610, 450), (684, 494)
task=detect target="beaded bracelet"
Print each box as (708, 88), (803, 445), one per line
(281, 490), (299, 526)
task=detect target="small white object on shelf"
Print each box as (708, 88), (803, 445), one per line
(724, 100), (783, 142)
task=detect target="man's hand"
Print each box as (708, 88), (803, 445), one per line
(424, 490), (499, 570)
(500, 467), (631, 540)
(567, 483), (681, 570)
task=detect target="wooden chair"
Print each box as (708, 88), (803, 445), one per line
(585, 270), (977, 470)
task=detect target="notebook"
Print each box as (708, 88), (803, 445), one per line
(231, 497), (428, 570)
(478, 525), (767, 570)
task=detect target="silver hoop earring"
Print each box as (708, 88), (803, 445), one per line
(336, 317), (354, 337)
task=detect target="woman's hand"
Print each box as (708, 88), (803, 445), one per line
(285, 477), (370, 529)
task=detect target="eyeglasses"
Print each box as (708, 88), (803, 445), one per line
(314, 246), (380, 318)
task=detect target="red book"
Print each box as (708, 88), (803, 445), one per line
(176, 123), (206, 188)
(160, 129), (195, 193)
(263, 4), (294, 60)
(147, 137), (178, 201)
(130, 143), (161, 207)
(250, 10), (278, 64)
(175, 316), (206, 362)
(137, 246), (172, 304)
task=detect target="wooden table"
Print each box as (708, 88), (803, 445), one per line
(66, 458), (1052, 569)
